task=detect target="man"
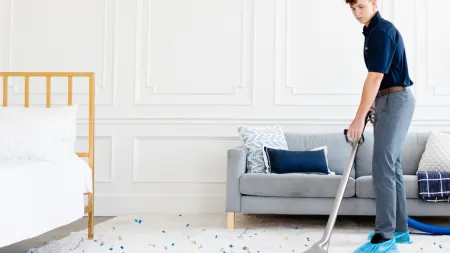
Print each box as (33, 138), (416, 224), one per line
(345, 0), (416, 248)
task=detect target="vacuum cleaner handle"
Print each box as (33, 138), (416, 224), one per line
(344, 129), (365, 144)
(344, 109), (374, 145)
(304, 109), (375, 253)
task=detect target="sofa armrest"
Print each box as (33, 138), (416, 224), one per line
(225, 147), (247, 213)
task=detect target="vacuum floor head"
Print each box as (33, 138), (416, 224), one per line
(302, 243), (328, 253)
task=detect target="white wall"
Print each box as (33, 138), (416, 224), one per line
(0, 0), (449, 215)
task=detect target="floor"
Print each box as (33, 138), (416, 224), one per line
(0, 217), (113, 253)
(1, 215), (449, 253)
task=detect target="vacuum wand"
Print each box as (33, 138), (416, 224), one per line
(303, 109), (374, 253)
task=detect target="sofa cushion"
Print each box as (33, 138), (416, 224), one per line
(239, 173), (355, 198)
(355, 132), (429, 177)
(355, 175), (418, 199)
(283, 132), (356, 178)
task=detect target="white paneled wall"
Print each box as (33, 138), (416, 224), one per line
(0, 0), (449, 215)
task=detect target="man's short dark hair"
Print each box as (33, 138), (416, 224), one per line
(345, 0), (358, 4)
(346, 0), (372, 5)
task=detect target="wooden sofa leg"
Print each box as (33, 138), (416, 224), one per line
(227, 212), (235, 229)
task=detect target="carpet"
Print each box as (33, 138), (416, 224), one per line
(27, 214), (449, 253)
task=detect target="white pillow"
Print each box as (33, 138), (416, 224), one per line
(237, 125), (289, 173)
(0, 106), (78, 162)
(311, 146), (335, 175)
(417, 131), (450, 173)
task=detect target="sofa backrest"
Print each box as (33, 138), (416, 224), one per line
(284, 132), (356, 178)
(355, 132), (430, 177)
(284, 131), (433, 178)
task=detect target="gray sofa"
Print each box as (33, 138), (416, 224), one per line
(225, 131), (450, 229)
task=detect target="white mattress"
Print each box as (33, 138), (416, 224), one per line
(0, 154), (93, 248)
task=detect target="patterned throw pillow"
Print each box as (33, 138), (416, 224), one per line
(417, 131), (450, 173)
(237, 125), (289, 173)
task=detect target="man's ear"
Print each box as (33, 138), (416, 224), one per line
(372, 0), (378, 9)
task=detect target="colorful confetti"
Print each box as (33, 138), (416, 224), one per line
(25, 213), (449, 253)
(68, 238), (84, 251)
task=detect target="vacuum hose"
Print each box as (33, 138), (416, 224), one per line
(408, 217), (450, 235)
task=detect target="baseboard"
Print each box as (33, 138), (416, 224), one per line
(85, 195), (226, 216)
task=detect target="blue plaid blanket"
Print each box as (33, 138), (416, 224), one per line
(417, 171), (450, 202)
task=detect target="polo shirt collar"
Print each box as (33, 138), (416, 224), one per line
(363, 11), (381, 36)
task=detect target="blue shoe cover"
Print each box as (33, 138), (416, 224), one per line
(353, 238), (398, 253)
(393, 231), (412, 244)
(367, 231), (412, 244)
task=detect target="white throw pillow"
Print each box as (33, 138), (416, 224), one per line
(0, 106), (78, 162)
(237, 125), (288, 173)
(311, 146), (335, 175)
(417, 131), (450, 173)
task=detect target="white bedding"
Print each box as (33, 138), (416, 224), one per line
(0, 154), (93, 248)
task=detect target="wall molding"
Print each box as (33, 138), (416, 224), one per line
(424, 0), (450, 97)
(2, 0), (13, 73)
(283, 0), (361, 96)
(75, 117), (450, 126)
(77, 135), (115, 183)
(134, 0), (255, 106)
(131, 136), (237, 183)
(274, 0), (365, 106)
(92, 194), (226, 215)
(4, 0), (117, 106)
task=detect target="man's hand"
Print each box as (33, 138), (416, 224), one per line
(347, 117), (365, 140)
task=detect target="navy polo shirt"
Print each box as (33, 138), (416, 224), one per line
(363, 11), (413, 90)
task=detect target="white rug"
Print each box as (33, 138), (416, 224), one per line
(27, 214), (449, 253)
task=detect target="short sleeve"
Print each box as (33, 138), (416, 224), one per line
(367, 31), (397, 74)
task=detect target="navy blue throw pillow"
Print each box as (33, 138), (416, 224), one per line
(264, 147), (328, 174)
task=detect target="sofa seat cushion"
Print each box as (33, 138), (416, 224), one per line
(356, 175), (418, 199)
(239, 173), (355, 198)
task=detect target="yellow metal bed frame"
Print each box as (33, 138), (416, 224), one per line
(0, 72), (95, 240)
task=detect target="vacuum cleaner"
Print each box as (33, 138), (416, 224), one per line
(303, 109), (374, 253)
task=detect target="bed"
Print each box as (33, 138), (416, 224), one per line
(0, 72), (95, 248)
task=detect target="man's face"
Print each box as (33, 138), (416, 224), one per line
(350, 0), (377, 25)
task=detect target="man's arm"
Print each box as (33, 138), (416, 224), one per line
(346, 72), (383, 140)
(354, 72), (383, 121)
(347, 30), (395, 139)
(357, 30), (396, 117)
(356, 29), (396, 119)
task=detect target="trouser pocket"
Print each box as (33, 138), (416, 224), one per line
(386, 89), (413, 113)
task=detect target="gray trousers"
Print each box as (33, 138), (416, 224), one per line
(372, 87), (415, 239)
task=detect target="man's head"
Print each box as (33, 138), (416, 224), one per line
(346, 0), (377, 26)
